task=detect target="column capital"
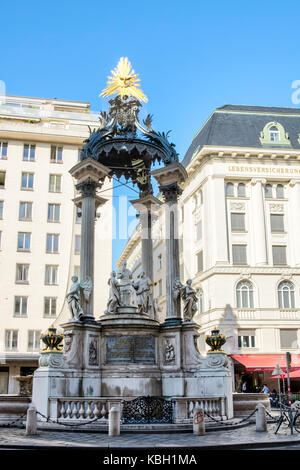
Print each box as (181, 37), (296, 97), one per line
(75, 178), (103, 198)
(159, 181), (183, 203)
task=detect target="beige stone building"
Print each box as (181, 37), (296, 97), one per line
(0, 95), (113, 394)
(118, 105), (300, 393)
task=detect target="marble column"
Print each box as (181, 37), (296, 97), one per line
(69, 159), (110, 322)
(130, 194), (162, 282)
(250, 178), (268, 266)
(289, 180), (300, 266)
(152, 163), (187, 325)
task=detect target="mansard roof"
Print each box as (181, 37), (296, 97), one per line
(182, 104), (300, 167)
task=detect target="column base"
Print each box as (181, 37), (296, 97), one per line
(80, 315), (98, 325)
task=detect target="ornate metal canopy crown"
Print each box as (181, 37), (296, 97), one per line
(80, 58), (179, 197)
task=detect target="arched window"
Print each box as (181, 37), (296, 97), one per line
(237, 183), (246, 197)
(236, 280), (254, 309)
(269, 126), (280, 142)
(226, 182), (234, 197)
(278, 281), (295, 309)
(265, 184), (273, 198)
(276, 184), (284, 199)
(197, 289), (204, 314)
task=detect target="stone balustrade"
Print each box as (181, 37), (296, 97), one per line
(47, 396), (228, 424)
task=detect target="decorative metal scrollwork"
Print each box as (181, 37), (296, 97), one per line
(121, 396), (173, 424)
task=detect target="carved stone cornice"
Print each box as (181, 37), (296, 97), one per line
(250, 177), (267, 185)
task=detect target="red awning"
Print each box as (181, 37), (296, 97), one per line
(231, 354), (300, 372)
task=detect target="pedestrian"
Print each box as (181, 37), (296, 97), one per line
(262, 384), (270, 394)
(242, 381), (247, 392)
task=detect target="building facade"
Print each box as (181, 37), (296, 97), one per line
(0, 95), (113, 394)
(118, 105), (300, 392)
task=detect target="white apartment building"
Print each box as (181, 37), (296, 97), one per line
(0, 95), (113, 394)
(118, 105), (300, 393)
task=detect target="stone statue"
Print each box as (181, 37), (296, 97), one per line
(66, 275), (93, 321)
(106, 271), (121, 313)
(133, 271), (154, 314)
(180, 279), (198, 322)
(117, 260), (135, 306)
(164, 338), (175, 363)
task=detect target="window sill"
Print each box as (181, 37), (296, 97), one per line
(17, 249), (31, 253)
(15, 281), (29, 285)
(47, 220), (61, 224)
(46, 251), (59, 254)
(23, 160), (36, 163)
(50, 161), (63, 164)
(48, 190), (62, 194)
(13, 315), (28, 318)
(21, 188), (34, 191)
(43, 315), (57, 319)
(19, 218), (32, 222)
(44, 284), (58, 286)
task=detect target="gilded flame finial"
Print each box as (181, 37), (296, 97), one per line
(100, 57), (148, 103)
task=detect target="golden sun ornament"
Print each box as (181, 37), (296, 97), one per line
(100, 57), (148, 103)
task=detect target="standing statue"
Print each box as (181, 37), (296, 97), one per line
(106, 271), (121, 314)
(173, 278), (198, 322)
(117, 260), (135, 306)
(66, 275), (93, 321)
(180, 279), (198, 322)
(133, 271), (154, 315)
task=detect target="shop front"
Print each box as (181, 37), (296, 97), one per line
(231, 354), (300, 393)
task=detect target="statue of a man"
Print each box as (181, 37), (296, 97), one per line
(117, 260), (135, 306)
(66, 276), (84, 321)
(180, 279), (198, 322)
(133, 271), (153, 314)
(106, 271), (121, 314)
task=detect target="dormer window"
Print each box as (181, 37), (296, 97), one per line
(269, 126), (280, 142)
(259, 121), (290, 147)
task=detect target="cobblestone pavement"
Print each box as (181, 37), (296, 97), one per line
(1, 421), (300, 449)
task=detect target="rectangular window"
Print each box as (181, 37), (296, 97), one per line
(45, 265), (58, 285)
(197, 251), (203, 272)
(272, 245), (287, 265)
(19, 202), (32, 220)
(21, 172), (34, 190)
(0, 171), (5, 188)
(231, 213), (245, 232)
(14, 296), (28, 316)
(47, 203), (60, 222)
(280, 330), (298, 349)
(0, 142), (7, 159)
(158, 254), (162, 270)
(75, 235), (81, 254)
(196, 221), (202, 240)
(75, 206), (81, 223)
(49, 174), (61, 192)
(73, 265), (80, 278)
(16, 264), (29, 283)
(46, 234), (59, 253)
(23, 144), (36, 161)
(0, 201), (3, 219)
(50, 146), (63, 163)
(238, 332), (256, 348)
(44, 297), (57, 317)
(17, 232), (31, 251)
(5, 330), (18, 351)
(27, 330), (41, 352)
(232, 245), (247, 265)
(270, 214), (284, 233)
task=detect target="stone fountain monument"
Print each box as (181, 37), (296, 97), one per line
(32, 58), (233, 426)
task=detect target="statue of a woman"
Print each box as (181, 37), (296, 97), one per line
(66, 276), (84, 321)
(180, 279), (198, 322)
(106, 271), (121, 313)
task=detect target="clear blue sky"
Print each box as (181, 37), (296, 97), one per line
(1, 0), (300, 266)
